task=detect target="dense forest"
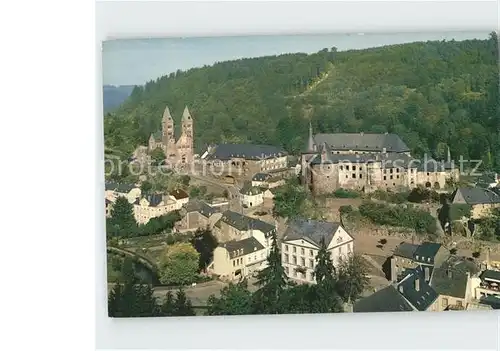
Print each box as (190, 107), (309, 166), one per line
(104, 33), (499, 171)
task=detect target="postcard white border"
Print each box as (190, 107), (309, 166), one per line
(96, 1), (500, 350)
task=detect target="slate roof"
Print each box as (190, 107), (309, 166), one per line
(480, 269), (500, 283)
(252, 173), (271, 182)
(455, 187), (500, 205)
(105, 182), (136, 193)
(146, 194), (163, 207)
(353, 285), (414, 313)
(308, 151), (418, 169)
(313, 132), (410, 153)
(283, 218), (342, 247)
(183, 200), (217, 218)
(240, 182), (263, 196)
(479, 295), (500, 309)
(393, 242), (419, 260)
(397, 266), (439, 311)
(205, 143), (287, 161)
(216, 210), (276, 235)
(220, 236), (265, 259)
(413, 242), (442, 265)
(170, 189), (189, 200)
(430, 257), (478, 299)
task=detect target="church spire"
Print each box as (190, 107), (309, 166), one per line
(182, 106), (192, 120)
(307, 122), (316, 152)
(163, 105), (173, 120)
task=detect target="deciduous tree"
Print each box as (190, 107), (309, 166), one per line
(158, 243), (200, 286)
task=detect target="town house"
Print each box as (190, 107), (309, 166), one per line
(175, 199), (222, 232)
(451, 187), (500, 219)
(209, 236), (268, 280)
(281, 218), (354, 284)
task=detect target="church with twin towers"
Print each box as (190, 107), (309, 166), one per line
(148, 105), (194, 164)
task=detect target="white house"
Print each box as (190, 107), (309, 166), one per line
(281, 218), (354, 284)
(239, 183), (264, 208)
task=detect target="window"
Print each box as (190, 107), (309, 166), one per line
(360, 174), (363, 179)
(301, 248), (305, 255)
(340, 165), (343, 170)
(309, 249), (314, 257)
(442, 298), (448, 308)
(390, 175), (393, 180)
(396, 175), (400, 179)
(293, 255), (297, 264)
(457, 300), (463, 307)
(346, 165), (350, 171)
(233, 260), (235, 267)
(352, 173), (356, 178)
(293, 246), (296, 253)
(353, 166), (356, 171)
(383, 176), (387, 180)
(397, 168), (400, 173)
(309, 259), (314, 268)
(301, 257), (305, 266)
(284, 254), (289, 263)
(359, 166), (363, 171)
(390, 168), (393, 174)
(285, 245), (289, 252)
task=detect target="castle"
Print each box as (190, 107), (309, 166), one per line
(148, 105), (194, 164)
(301, 123), (459, 194)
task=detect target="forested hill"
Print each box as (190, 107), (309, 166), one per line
(104, 33), (499, 171)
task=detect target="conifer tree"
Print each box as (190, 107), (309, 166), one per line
(173, 289), (195, 316)
(161, 291), (176, 316)
(312, 237), (343, 313)
(109, 196), (137, 237)
(253, 231), (288, 314)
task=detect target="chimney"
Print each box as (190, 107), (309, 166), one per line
(360, 132), (364, 136)
(447, 269), (452, 279)
(399, 285), (404, 294)
(424, 267), (430, 282)
(415, 279), (420, 292)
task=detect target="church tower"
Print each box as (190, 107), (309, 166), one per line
(177, 106), (194, 163)
(162, 106), (177, 159)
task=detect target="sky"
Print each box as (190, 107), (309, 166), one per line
(102, 31), (490, 86)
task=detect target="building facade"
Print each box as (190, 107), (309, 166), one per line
(281, 219), (354, 284)
(452, 187), (500, 219)
(202, 143), (288, 180)
(133, 190), (189, 224)
(301, 124), (459, 194)
(175, 200), (222, 232)
(209, 236), (268, 280)
(148, 105), (194, 164)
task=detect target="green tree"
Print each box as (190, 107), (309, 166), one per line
(335, 254), (370, 303)
(140, 180), (153, 196)
(252, 231), (289, 314)
(272, 178), (308, 218)
(158, 243), (200, 286)
(150, 147), (166, 166)
(206, 280), (253, 315)
(173, 289), (195, 316)
(108, 259), (161, 317)
(108, 196), (137, 237)
(190, 228), (218, 271)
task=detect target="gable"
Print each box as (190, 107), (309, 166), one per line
(283, 238), (319, 250)
(327, 226), (353, 249)
(452, 189), (466, 204)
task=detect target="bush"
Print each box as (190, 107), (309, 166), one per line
(449, 204), (472, 221)
(372, 189), (408, 204)
(407, 187), (440, 203)
(358, 201), (437, 234)
(339, 205), (353, 214)
(472, 251), (481, 259)
(332, 188), (361, 198)
(450, 248), (457, 255)
(379, 238), (387, 245)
